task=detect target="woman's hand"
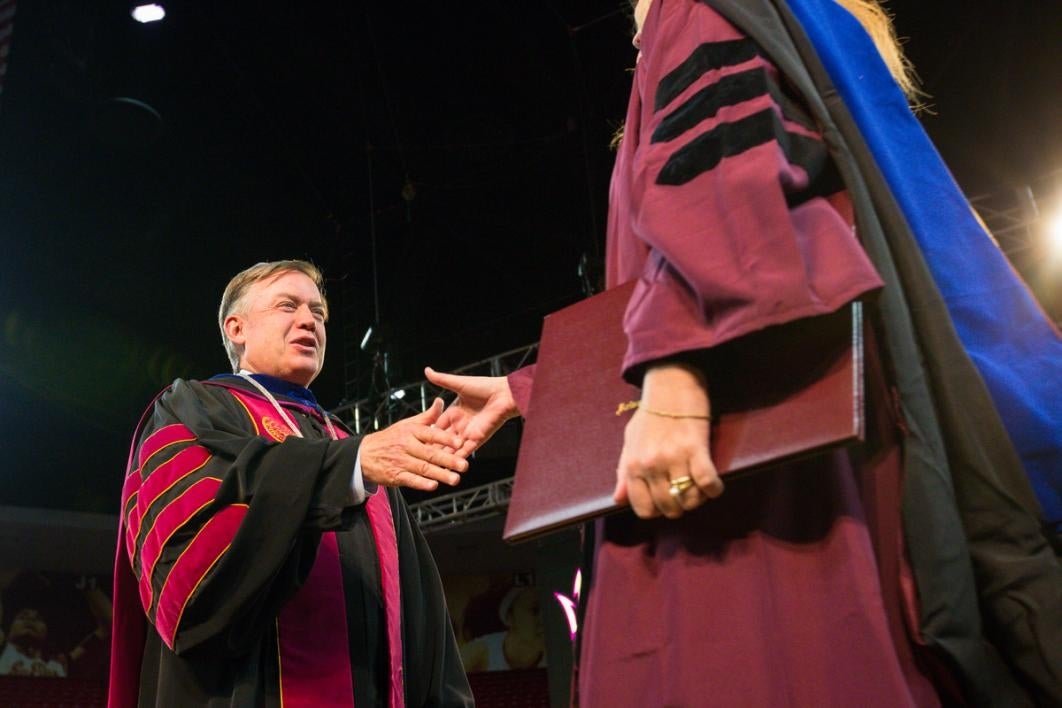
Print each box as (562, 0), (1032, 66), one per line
(614, 363), (724, 518)
(424, 367), (520, 457)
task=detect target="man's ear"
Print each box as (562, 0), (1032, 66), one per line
(224, 313), (246, 346)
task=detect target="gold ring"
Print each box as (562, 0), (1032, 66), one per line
(668, 476), (695, 498)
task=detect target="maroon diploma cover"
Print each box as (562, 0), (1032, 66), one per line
(503, 282), (865, 543)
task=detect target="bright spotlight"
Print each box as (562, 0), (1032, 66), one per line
(1049, 208), (1062, 257)
(389, 389), (406, 401)
(132, 4), (166, 23)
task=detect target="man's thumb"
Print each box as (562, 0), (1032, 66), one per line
(413, 397), (445, 424)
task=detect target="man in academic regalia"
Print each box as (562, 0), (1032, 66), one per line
(109, 260), (473, 707)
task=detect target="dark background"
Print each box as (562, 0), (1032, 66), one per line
(1, 0), (1059, 513)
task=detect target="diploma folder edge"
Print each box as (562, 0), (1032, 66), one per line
(503, 282), (864, 544)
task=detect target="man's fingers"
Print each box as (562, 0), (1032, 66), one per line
(393, 472), (439, 493)
(370, 457), (458, 488)
(434, 406), (465, 435)
(415, 423), (464, 453)
(408, 439), (468, 476)
(406, 456), (462, 486)
(378, 458), (460, 488)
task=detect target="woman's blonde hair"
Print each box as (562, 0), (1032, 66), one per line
(834, 0), (922, 100)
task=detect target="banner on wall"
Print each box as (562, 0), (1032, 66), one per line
(444, 573), (547, 673)
(0, 569), (111, 678)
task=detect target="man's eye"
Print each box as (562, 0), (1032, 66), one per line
(279, 301), (296, 311)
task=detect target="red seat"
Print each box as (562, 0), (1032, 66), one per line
(467, 668), (550, 708)
(0, 676), (107, 707)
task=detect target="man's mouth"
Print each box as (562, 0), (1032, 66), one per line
(290, 337), (317, 350)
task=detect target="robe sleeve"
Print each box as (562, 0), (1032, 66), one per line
(615, 0), (883, 381)
(507, 364), (537, 417)
(119, 379), (361, 656)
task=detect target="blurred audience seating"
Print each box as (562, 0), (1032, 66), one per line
(0, 669), (551, 707)
(468, 668), (550, 707)
(0, 676), (106, 707)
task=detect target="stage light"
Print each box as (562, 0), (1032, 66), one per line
(360, 325), (374, 351)
(1048, 207), (1062, 258)
(131, 4), (165, 23)
(390, 389), (406, 401)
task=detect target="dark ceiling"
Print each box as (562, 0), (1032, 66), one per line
(1, 0), (1059, 514)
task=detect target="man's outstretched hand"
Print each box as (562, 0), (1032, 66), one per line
(424, 367), (520, 457)
(358, 398), (470, 492)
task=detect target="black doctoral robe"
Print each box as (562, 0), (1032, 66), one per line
(109, 375), (472, 707)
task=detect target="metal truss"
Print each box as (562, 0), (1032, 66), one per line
(970, 188), (1042, 258)
(332, 343), (538, 434)
(970, 172), (1061, 259)
(330, 345), (534, 531)
(408, 477), (514, 532)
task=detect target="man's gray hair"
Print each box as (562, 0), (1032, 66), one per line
(218, 260), (328, 372)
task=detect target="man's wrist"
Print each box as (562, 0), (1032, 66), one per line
(351, 447), (377, 503)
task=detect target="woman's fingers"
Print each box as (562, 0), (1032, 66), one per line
(618, 416), (723, 519)
(690, 444), (724, 500)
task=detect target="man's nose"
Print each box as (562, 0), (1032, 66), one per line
(295, 304), (317, 328)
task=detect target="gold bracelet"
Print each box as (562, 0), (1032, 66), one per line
(640, 405), (711, 421)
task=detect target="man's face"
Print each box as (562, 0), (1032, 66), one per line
(226, 271), (327, 387)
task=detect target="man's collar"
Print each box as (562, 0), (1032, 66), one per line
(213, 371), (321, 409)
